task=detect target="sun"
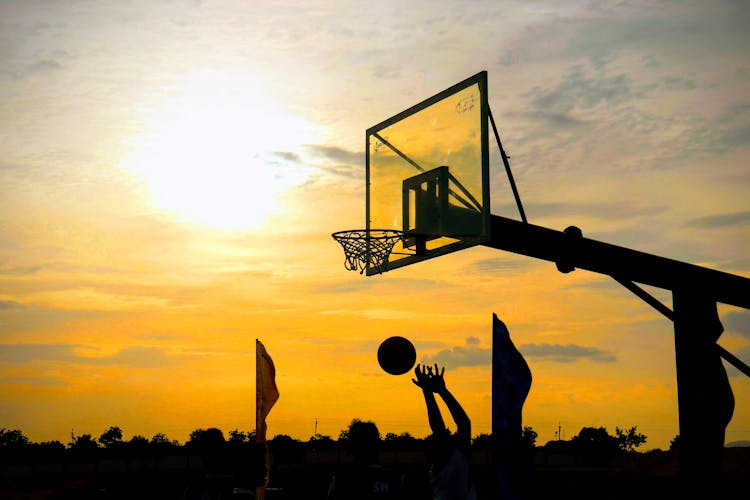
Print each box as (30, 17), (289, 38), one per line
(123, 70), (315, 230)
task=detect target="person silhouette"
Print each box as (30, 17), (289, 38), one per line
(327, 419), (403, 500)
(413, 364), (477, 500)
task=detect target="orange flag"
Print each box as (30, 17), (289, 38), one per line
(256, 339), (279, 443)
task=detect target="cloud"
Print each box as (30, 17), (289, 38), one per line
(100, 345), (188, 368)
(723, 343), (750, 378)
(523, 111), (590, 129)
(0, 376), (67, 387)
(500, 2), (750, 68)
(305, 145), (361, 164)
(527, 200), (667, 221)
(520, 343), (617, 363)
(527, 66), (638, 116)
(303, 144), (363, 179)
(0, 344), (77, 364)
(0, 343), (192, 368)
(25, 58), (63, 76)
(0, 265), (42, 276)
(421, 336), (490, 368)
(315, 280), (377, 295)
(316, 276), (448, 296)
(723, 310), (750, 339)
(685, 211), (750, 229)
(420, 336), (617, 367)
(719, 124), (750, 149)
(272, 151), (301, 162)
(0, 300), (24, 310)
(467, 258), (529, 274)
(661, 76), (696, 91)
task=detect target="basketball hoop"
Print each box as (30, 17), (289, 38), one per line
(331, 229), (405, 275)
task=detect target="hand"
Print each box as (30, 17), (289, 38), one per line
(412, 363), (447, 393)
(412, 363), (431, 390)
(430, 364), (446, 393)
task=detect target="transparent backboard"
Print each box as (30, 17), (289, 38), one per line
(365, 71), (490, 275)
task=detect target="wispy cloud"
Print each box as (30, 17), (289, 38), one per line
(685, 211), (750, 229)
(421, 336), (490, 367)
(304, 144), (362, 178)
(521, 343), (617, 363)
(527, 66), (639, 116)
(0, 265), (42, 276)
(500, 2), (750, 68)
(0, 344), (76, 363)
(528, 200), (667, 221)
(420, 336), (617, 367)
(0, 343), (195, 368)
(465, 257), (532, 275)
(0, 376), (67, 387)
(0, 300), (25, 310)
(723, 310), (750, 340)
(723, 343), (750, 378)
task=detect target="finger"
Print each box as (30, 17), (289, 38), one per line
(439, 366), (445, 377)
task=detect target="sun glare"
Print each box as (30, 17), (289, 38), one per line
(123, 70), (315, 230)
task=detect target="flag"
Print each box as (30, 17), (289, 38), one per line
(256, 339), (279, 443)
(491, 313), (532, 498)
(256, 339), (279, 500)
(491, 313), (531, 421)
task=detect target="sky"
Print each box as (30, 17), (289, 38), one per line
(1, 0), (749, 451)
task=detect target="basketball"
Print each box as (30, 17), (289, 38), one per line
(377, 336), (417, 375)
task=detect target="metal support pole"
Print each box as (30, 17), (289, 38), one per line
(672, 291), (734, 493)
(483, 214), (750, 484)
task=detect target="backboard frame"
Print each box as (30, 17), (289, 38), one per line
(365, 71), (491, 276)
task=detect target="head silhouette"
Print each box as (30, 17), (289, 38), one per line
(347, 419), (381, 464)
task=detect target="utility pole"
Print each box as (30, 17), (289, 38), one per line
(555, 423), (562, 441)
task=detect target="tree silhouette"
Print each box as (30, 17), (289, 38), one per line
(228, 429), (249, 444)
(268, 434), (303, 464)
(344, 419), (381, 464)
(472, 433), (493, 450)
(0, 429), (30, 463)
(308, 433), (336, 450)
(0, 428), (29, 448)
(383, 431), (419, 451)
(187, 428), (227, 473)
(615, 426), (647, 452)
(99, 426), (123, 449)
(669, 434), (681, 451)
(570, 427), (620, 456)
(150, 432), (179, 450)
(521, 425), (538, 448)
(69, 433), (99, 458)
(34, 440), (65, 461)
(127, 435), (149, 454)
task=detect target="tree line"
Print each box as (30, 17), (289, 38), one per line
(1, 421), (662, 465)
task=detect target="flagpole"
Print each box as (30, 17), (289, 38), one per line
(255, 339), (279, 500)
(256, 339), (266, 500)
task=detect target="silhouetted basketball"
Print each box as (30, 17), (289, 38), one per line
(377, 336), (417, 375)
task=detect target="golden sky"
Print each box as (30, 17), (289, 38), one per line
(1, 0), (749, 451)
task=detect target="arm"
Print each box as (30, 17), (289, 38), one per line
(437, 386), (471, 444)
(413, 364), (446, 435)
(432, 365), (471, 445)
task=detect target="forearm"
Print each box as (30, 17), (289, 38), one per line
(422, 389), (446, 434)
(438, 388), (470, 436)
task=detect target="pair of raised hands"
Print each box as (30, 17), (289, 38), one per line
(412, 363), (447, 393)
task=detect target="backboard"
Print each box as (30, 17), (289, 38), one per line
(365, 71), (490, 275)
